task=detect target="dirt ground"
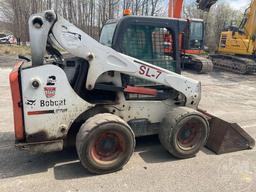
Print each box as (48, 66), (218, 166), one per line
(0, 54), (18, 67)
(1, 55), (256, 192)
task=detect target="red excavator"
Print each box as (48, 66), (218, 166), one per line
(168, 0), (217, 73)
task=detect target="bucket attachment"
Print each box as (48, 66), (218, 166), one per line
(198, 109), (255, 154)
(196, 0), (218, 11)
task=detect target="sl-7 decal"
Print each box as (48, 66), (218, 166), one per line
(134, 60), (165, 80)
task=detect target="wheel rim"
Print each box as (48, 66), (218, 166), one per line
(90, 131), (126, 164)
(177, 119), (203, 151)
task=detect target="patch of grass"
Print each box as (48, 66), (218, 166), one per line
(0, 44), (31, 55)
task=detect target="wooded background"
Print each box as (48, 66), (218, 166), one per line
(0, 0), (244, 51)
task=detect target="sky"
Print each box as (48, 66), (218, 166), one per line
(221, 0), (251, 10)
(186, 0), (251, 10)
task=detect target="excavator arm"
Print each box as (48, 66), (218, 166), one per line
(196, 0), (218, 11)
(240, 0), (256, 39)
(168, 0), (218, 18)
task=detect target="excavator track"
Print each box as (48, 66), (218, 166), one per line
(210, 54), (256, 74)
(182, 54), (213, 73)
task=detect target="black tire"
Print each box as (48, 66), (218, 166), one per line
(76, 113), (135, 174)
(159, 107), (209, 159)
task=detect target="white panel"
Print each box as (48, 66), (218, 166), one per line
(21, 64), (91, 139)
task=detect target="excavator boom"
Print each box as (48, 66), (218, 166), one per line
(168, 0), (218, 18)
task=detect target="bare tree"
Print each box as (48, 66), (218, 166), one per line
(184, 2), (243, 51)
(0, 0), (167, 41)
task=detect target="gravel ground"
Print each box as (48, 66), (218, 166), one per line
(0, 55), (256, 192)
(0, 54), (19, 67)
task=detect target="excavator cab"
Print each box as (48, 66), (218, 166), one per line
(183, 19), (205, 53)
(179, 19), (213, 73)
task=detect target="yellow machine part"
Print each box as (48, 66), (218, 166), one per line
(217, 0), (256, 56)
(217, 31), (255, 56)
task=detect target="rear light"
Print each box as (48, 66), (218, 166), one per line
(9, 61), (24, 140)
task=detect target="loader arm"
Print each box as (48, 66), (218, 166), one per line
(29, 10), (201, 108)
(25, 10), (254, 156)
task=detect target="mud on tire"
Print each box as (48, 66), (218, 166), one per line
(159, 107), (209, 159)
(76, 113), (135, 174)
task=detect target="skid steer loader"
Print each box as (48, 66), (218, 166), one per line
(9, 10), (254, 174)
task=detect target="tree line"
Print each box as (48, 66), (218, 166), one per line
(0, 0), (244, 51)
(0, 0), (164, 41)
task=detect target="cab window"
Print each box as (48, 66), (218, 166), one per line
(99, 23), (117, 47)
(120, 24), (176, 86)
(189, 22), (204, 49)
(120, 25), (175, 72)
